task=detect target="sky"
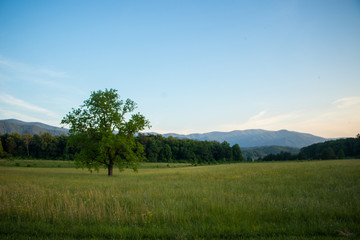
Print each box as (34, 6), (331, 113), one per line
(0, 0), (359, 138)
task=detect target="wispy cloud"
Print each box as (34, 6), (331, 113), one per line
(0, 93), (57, 118)
(0, 56), (84, 127)
(0, 56), (72, 92)
(333, 96), (360, 109)
(220, 110), (303, 134)
(0, 56), (68, 79)
(224, 95), (360, 138)
(248, 110), (267, 122)
(239, 110), (303, 130)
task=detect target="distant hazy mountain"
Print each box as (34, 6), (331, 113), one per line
(1, 119), (327, 148)
(0, 119), (68, 136)
(162, 129), (327, 148)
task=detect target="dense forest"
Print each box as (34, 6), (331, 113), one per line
(299, 136), (360, 160)
(242, 146), (300, 161)
(137, 134), (244, 164)
(1, 132), (359, 163)
(0, 132), (69, 160)
(259, 135), (360, 161)
(0, 132), (244, 164)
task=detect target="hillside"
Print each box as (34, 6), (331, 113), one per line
(0, 119), (68, 136)
(242, 146), (300, 160)
(163, 129), (327, 148)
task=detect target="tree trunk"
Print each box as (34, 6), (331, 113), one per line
(108, 165), (113, 176)
(108, 158), (114, 176)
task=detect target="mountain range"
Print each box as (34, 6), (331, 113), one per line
(0, 119), (68, 136)
(0, 119), (327, 148)
(162, 129), (327, 148)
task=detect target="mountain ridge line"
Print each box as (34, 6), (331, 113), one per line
(0, 119), (328, 148)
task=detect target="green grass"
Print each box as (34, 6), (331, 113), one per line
(0, 159), (191, 169)
(0, 160), (359, 239)
(0, 159), (76, 168)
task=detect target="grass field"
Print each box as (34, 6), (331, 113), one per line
(0, 160), (359, 239)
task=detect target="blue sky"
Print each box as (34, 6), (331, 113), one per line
(0, 0), (359, 138)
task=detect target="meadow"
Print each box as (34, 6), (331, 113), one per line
(0, 159), (359, 239)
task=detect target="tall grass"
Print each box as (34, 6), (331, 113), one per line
(0, 160), (359, 239)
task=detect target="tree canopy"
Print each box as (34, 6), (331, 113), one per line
(61, 89), (150, 176)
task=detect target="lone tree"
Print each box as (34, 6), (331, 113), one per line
(61, 89), (151, 176)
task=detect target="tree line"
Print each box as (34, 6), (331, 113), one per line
(259, 135), (360, 161)
(0, 132), (71, 160)
(299, 135), (360, 160)
(1, 132), (359, 162)
(136, 134), (244, 164)
(0, 132), (244, 164)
